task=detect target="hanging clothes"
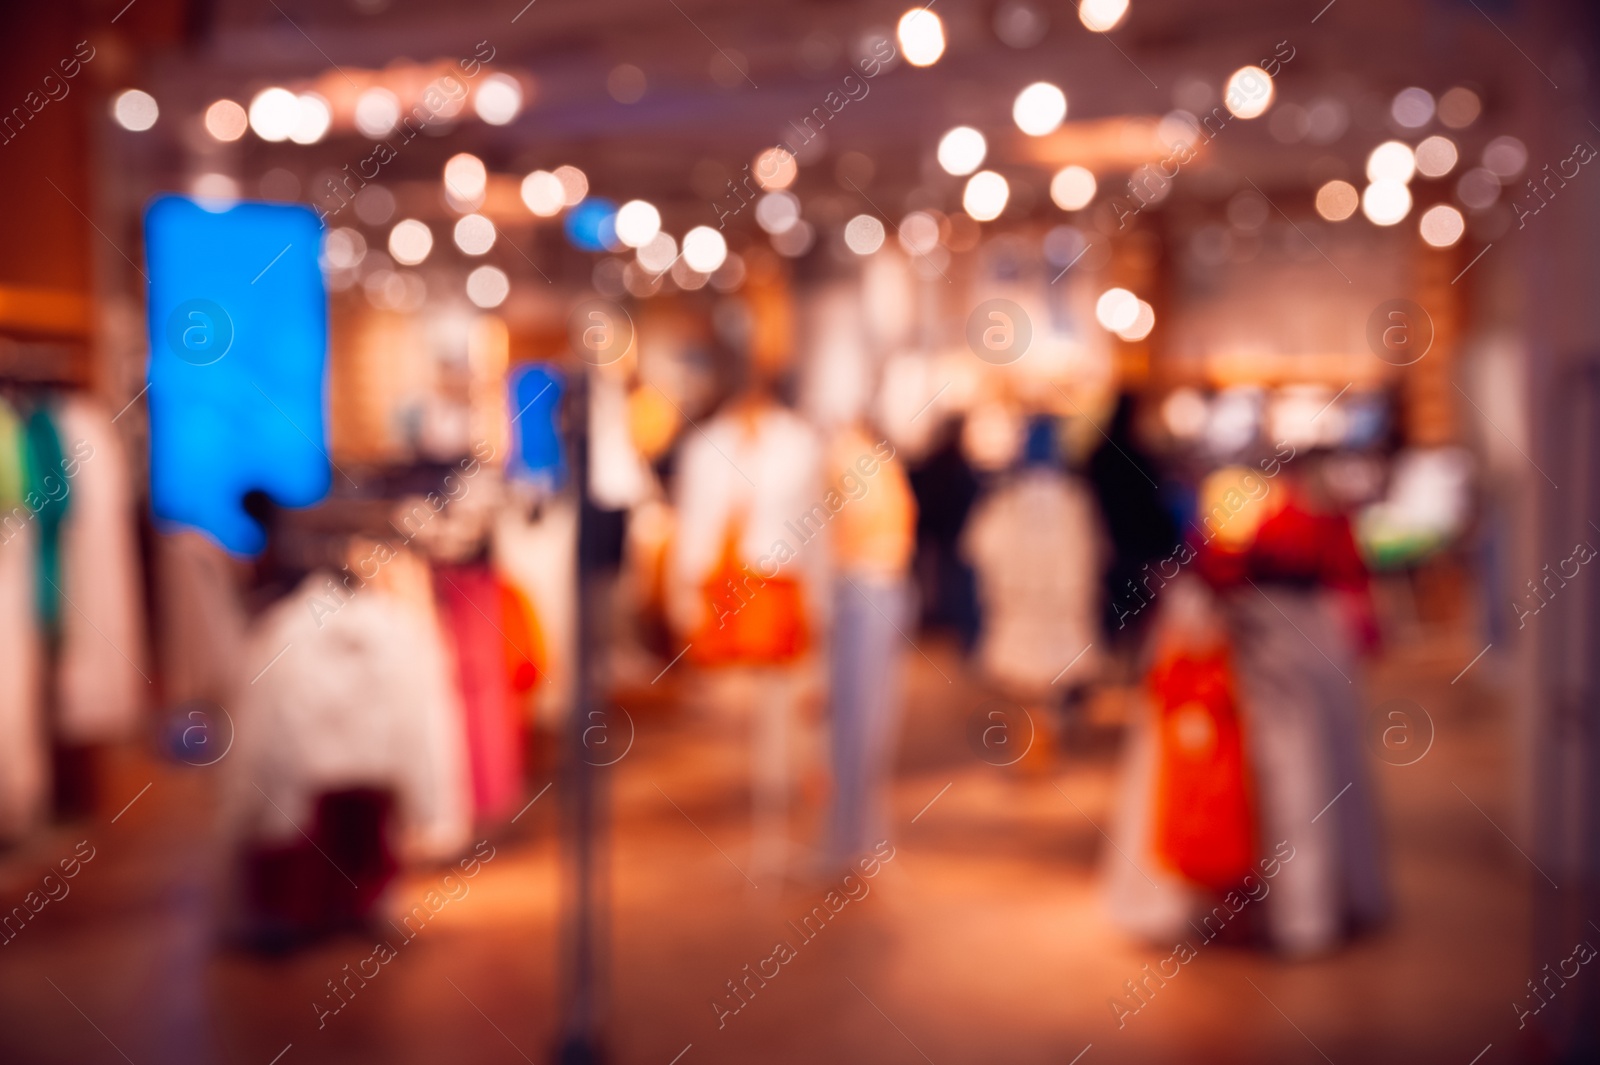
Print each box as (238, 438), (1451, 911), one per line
(54, 396), (148, 743)
(22, 405), (70, 639)
(0, 398), (48, 842)
(499, 580), (546, 695)
(350, 539), (442, 635)
(223, 573), (472, 863)
(495, 496), (577, 727)
(157, 529), (249, 709)
(240, 786), (399, 943)
(432, 563), (534, 822)
(0, 398), (23, 505)
(588, 372), (654, 510)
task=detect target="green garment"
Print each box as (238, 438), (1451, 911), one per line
(22, 404), (70, 633)
(0, 398), (22, 509)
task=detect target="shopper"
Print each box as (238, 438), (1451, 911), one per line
(1087, 395), (1178, 647)
(906, 423), (982, 647)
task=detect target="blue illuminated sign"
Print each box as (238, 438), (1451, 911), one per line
(144, 196), (330, 555)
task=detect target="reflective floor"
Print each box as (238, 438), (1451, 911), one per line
(0, 633), (1530, 1065)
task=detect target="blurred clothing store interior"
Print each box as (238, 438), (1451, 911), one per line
(3, 0), (1600, 1062)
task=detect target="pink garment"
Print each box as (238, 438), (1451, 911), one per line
(433, 564), (524, 822)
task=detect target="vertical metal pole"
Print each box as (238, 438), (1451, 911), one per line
(556, 369), (606, 1065)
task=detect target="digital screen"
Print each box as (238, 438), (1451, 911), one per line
(144, 195), (330, 555)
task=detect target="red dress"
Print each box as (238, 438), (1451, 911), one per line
(433, 564), (540, 822)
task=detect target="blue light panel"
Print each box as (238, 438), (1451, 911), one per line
(144, 196), (331, 555)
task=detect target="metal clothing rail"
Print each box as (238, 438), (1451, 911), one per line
(555, 369), (610, 1065)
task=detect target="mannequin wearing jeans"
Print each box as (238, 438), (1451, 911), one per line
(825, 426), (916, 868)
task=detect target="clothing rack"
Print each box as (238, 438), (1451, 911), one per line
(0, 336), (89, 388)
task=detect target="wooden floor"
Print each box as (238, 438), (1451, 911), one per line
(0, 636), (1542, 1064)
